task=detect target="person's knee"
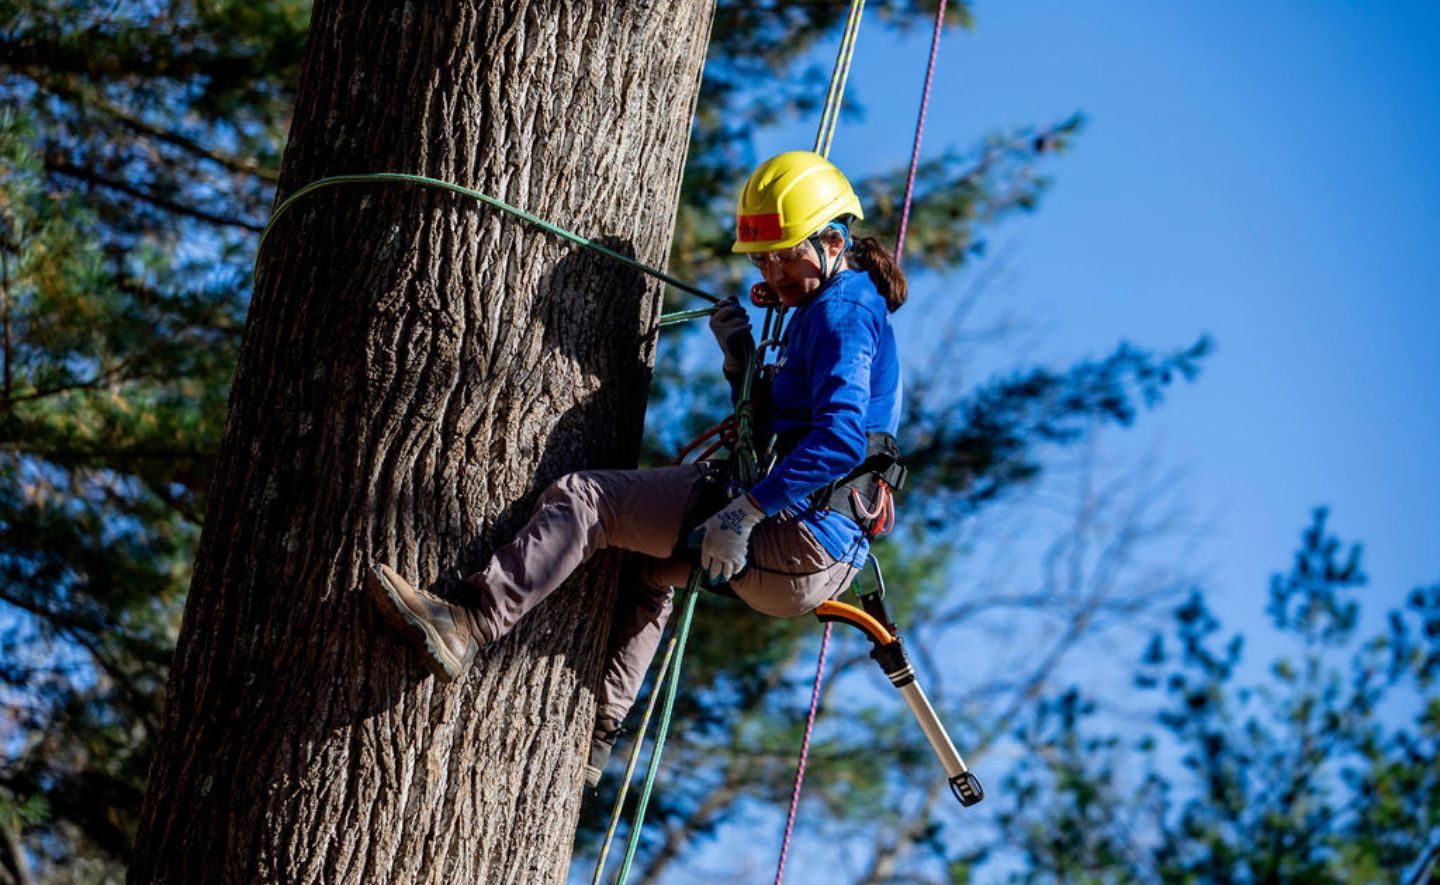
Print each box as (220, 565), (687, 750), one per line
(727, 571), (815, 618)
(538, 471), (600, 511)
(633, 583), (674, 622)
(638, 557), (691, 597)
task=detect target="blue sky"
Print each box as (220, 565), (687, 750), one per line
(677, 2), (1440, 880)
(757, 0), (1440, 638)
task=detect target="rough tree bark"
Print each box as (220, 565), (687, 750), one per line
(132, 1), (714, 881)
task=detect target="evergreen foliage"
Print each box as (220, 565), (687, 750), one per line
(1, 0), (304, 873)
(1001, 510), (1440, 883)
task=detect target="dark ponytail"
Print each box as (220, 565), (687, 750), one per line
(818, 224), (909, 312)
(849, 236), (907, 313)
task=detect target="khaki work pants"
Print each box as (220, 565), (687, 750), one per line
(462, 462), (860, 728)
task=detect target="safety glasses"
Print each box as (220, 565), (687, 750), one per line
(746, 242), (814, 269)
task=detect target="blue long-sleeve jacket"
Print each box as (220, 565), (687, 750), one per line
(741, 269), (902, 567)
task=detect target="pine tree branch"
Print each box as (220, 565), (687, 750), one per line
(635, 762), (753, 885)
(0, 35), (256, 89)
(0, 586), (161, 732)
(0, 364), (140, 408)
(630, 642), (809, 883)
(1, 822), (36, 885)
(0, 443), (210, 462)
(45, 83), (280, 184)
(103, 101), (279, 184)
(42, 156), (264, 232)
(1, 247), (12, 404)
(1407, 838), (1440, 885)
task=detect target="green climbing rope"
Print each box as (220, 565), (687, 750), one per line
(587, 568), (703, 885)
(591, 567), (696, 884)
(257, 171), (722, 316)
(656, 305), (722, 328)
(616, 570), (701, 883)
(731, 347), (764, 486)
(814, 0), (867, 159)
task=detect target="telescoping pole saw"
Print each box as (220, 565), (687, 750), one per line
(814, 556), (983, 807)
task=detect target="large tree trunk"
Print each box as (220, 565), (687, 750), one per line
(132, 1), (713, 881)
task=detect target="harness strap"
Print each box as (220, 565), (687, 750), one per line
(773, 430), (908, 533)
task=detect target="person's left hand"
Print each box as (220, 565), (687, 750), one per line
(708, 295), (755, 374)
(697, 494), (765, 582)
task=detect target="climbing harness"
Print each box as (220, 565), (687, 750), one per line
(776, 429), (906, 536)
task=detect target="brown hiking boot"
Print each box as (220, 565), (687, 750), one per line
(584, 718), (624, 791)
(368, 563), (491, 681)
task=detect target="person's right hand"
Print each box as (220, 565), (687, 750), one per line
(697, 494), (765, 583)
(708, 295), (754, 374)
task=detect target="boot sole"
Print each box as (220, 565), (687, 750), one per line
(368, 566), (472, 682)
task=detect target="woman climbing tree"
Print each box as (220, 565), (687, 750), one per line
(370, 150), (909, 790)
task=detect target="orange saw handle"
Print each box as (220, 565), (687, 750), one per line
(812, 599), (985, 808)
(814, 600), (895, 646)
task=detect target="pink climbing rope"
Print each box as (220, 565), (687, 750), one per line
(773, 9), (947, 883)
(894, 0), (948, 267)
(774, 622), (833, 885)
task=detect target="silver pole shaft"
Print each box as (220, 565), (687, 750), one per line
(896, 680), (967, 778)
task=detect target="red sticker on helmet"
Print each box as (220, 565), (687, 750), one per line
(737, 213), (782, 242)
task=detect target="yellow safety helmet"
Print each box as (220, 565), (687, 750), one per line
(732, 151), (864, 254)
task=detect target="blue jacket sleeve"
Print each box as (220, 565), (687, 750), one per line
(747, 298), (876, 515)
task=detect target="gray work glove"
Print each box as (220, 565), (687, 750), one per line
(698, 494), (766, 583)
(708, 295), (755, 375)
